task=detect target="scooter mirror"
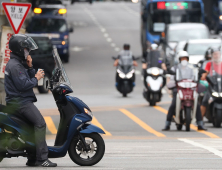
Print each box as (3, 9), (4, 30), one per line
(112, 56), (117, 60)
(135, 57), (141, 60)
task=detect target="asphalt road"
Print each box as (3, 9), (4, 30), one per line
(2, 1), (222, 169)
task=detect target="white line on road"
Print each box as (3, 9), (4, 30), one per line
(111, 43), (116, 47)
(83, 7), (121, 53)
(122, 3), (139, 17)
(115, 47), (120, 51)
(104, 33), (109, 37)
(63, 167), (123, 170)
(107, 38), (112, 42)
(178, 138), (222, 158)
(135, 70), (141, 75)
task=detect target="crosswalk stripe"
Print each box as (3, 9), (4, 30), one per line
(119, 108), (165, 137)
(153, 106), (220, 138)
(92, 117), (112, 136)
(44, 116), (57, 135)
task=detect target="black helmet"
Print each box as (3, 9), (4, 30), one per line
(123, 44), (130, 50)
(205, 47), (212, 60)
(9, 34), (38, 58)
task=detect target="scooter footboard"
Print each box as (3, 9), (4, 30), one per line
(80, 124), (105, 134)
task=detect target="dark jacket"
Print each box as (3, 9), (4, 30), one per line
(4, 53), (38, 105)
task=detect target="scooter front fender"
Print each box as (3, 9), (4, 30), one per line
(80, 124), (105, 134)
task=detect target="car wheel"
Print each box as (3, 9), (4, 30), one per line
(37, 74), (50, 94)
(63, 53), (69, 63)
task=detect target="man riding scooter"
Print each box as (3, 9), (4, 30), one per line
(4, 34), (57, 167)
(142, 43), (168, 105)
(162, 51), (207, 131)
(200, 47), (222, 118)
(113, 44), (138, 86)
(198, 47), (212, 69)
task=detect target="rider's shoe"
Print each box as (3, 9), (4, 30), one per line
(198, 125), (207, 131)
(162, 121), (171, 131)
(36, 159), (57, 167)
(26, 159), (36, 166)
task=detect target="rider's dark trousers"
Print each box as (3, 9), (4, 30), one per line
(18, 102), (48, 161)
(167, 91), (202, 122)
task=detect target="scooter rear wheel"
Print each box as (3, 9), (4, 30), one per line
(214, 109), (222, 128)
(68, 133), (105, 166)
(0, 155), (3, 162)
(185, 107), (191, 131)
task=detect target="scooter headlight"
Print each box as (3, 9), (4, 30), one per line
(119, 73), (125, 78)
(117, 69), (126, 78)
(84, 108), (93, 117)
(126, 69), (135, 79)
(151, 68), (159, 76)
(212, 92), (219, 97)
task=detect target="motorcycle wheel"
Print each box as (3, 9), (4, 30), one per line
(176, 124), (183, 131)
(0, 154), (3, 162)
(68, 133), (105, 166)
(214, 109), (222, 128)
(123, 93), (127, 97)
(185, 107), (191, 131)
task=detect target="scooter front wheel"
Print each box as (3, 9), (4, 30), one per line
(68, 133), (105, 166)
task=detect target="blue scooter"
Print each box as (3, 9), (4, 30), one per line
(0, 47), (105, 166)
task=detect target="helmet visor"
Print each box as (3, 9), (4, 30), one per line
(20, 37), (38, 51)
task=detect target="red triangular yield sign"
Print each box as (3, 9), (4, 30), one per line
(2, 2), (31, 34)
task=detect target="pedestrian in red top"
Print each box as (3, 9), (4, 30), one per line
(200, 47), (222, 117)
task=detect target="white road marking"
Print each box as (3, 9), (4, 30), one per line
(178, 138), (222, 158)
(107, 38), (112, 42)
(71, 46), (84, 52)
(111, 43), (116, 47)
(101, 28), (106, 32)
(122, 3), (139, 17)
(104, 33), (109, 37)
(161, 88), (166, 94)
(135, 70), (141, 75)
(115, 47), (120, 51)
(83, 7), (120, 52)
(62, 167), (123, 170)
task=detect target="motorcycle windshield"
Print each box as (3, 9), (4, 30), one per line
(118, 55), (133, 66)
(176, 64), (198, 82)
(147, 51), (162, 68)
(207, 50), (222, 93)
(118, 65), (134, 74)
(52, 47), (71, 86)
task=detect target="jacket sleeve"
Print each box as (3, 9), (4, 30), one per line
(27, 68), (36, 78)
(11, 64), (38, 92)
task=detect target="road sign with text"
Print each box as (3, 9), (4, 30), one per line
(2, 2), (31, 34)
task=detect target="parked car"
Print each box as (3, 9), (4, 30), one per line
(26, 34), (55, 93)
(163, 23), (210, 64)
(33, 4), (67, 17)
(182, 39), (221, 64)
(26, 15), (73, 63)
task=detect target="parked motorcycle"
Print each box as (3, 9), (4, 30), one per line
(174, 67), (199, 131)
(143, 50), (166, 106)
(0, 47), (105, 166)
(112, 56), (137, 97)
